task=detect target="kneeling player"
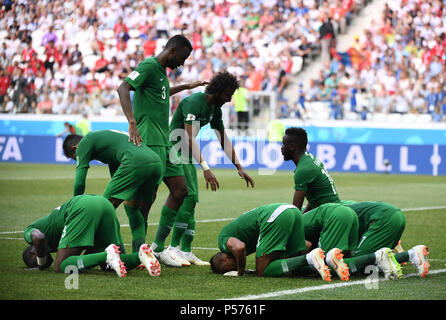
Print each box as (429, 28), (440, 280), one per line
(341, 200), (430, 278)
(210, 203), (343, 281)
(22, 195), (160, 277)
(302, 202), (359, 281)
(63, 130), (163, 253)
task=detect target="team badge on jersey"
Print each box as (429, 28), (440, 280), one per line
(186, 114), (196, 121)
(128, 71), (140, 80)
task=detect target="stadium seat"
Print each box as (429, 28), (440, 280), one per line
(344, 112), (359, 121)
(370, 113), (387, 122)
(416, 114), (433, 123)
(401, 113), (418, 123)
(225, 29), (239, 42)
(386, 113), (402, 123)
(78, 42), (94, 56)
(126, 38), (141, 54)
(291, 56), (303, 75)
(156, 38), (168, 52)
(0, 30), (7, 41)
(101, 29), (115, 39)
(128, 29), (140, 39)
(83, 54), (99, 70)
(35, 46), (46, 61)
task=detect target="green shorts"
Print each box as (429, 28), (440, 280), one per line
(256, 207), (306, 258)
(353, 209), (406, 256)
(103, 150), (162, 202)
(58, 196), (123, 252)
(305, 205), (359, 252)
(148, 145), (184, 182)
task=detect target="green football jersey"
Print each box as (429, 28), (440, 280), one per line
(25, 196), (80, 252)
(218, 203), (302, 256)
(73, 129), (158, 195)
(125, 57), (170, 146)
(294, 152), (340, 208)
(343, 201), (401, 236)
(169, 92), (225, 133)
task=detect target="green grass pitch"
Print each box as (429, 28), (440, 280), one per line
(0, 163), (445, 300)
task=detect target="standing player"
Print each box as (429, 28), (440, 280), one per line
(62, 130), (162, 253)
(210, 203), (336, 281)
(22, 195), (160, 277)
(163, 71), (255, 266)
(117, 34), (207, 266)
(281, 127), (341, 213)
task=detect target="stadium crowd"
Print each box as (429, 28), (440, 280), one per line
(0, 0), (361, 119)
(287, 0), (446, 122)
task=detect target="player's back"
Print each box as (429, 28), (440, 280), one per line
(344, 201), (401, 232)
(77, 130), (143, 165)
(294, 152), (340, 208)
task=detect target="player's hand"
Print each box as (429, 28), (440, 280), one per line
(187, 80), (209, 89)
(37, 254), (53, 270)
(238, 170), (255, 188)
(128, 122), (143, 146)
(204, 170), (219, 191)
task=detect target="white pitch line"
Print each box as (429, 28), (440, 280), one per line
(224, 268), (446, 300)
(401, 205), (446, 212)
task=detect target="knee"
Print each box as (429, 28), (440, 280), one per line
(109, 197), (123, 208)
(172, 186), (188, 201)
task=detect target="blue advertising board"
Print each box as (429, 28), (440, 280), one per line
(1, 135), (445, 175)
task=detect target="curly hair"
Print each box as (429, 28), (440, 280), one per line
(205, 71), (240, 96)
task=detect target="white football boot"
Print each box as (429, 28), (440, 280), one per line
(375, 248), (402, 280)
(325, 248), (350, 281)
(181, 251), (210, 266)
(138, 244), (161, 277)
(306, 248), (331, 282)
(157, 246), (190, 267)
(408, 245), (430, 278)
(105, 244), (127, 278)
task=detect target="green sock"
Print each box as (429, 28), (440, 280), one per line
(344, 253), (377, 275)
(120, 252), (141, 270)
(170, 198), (195, 248)
(394, 251), (410, 264)
(263, 256), (309, 277)
(181, 219), (195, 252)
(59, 252), (107, 273)
(124, 204), (146, 252)
(152, 206), (177, 252)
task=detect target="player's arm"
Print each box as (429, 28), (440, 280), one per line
(72, 144), (90, 196)
(170, 81), (209, 96)
(73, 167), (88, 196)
(226, 237), (247, 276)
(184, 123), (219, 191)
(30, 229), (53, 270)
(302, 202), (312, 214)
(117, 81), (142, 146)
(214, 129), (254, 188)
(293, 190), (306, 211)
